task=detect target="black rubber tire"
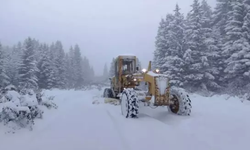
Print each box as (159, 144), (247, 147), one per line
(103, 88), (114, 98)
(168, 87), (192, 116)
(120, 88), (139, 118)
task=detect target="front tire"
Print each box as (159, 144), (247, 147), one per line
(168, 87), (192, 116)
(120, 88), (139, 118)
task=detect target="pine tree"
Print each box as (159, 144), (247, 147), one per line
(73, 44), (84, 88)
(64, 53), (72, 89)
(109, 58), (116, 77)
(160, 4), (186, 86)
(183, 0), (212, 92)
(82, 56), (92, 84)
(153, 14), (174, 72)
(183, 0), (203, 90)
(200, 0), (222, 92)
(222, 0), (250, 94)
(103, 63), (108, 79)
(19, 37), (38, 89)
(33, 39), (41, 62)
(213, 0), (233, 40)
(243, 0), (250, 77)
(67, 46), (76, 88)
(4, 44), (22, 87)
(0, 43), (9, 88)
(211, 0), (234, 90)
(243, 0), (250, 43)
(37, 44), (53, 89)
(48, 42), (58, 88)
(153, 18), (166, 70)
(54, 41), (66, 88)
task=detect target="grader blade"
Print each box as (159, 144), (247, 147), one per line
(104, 98), (120, 105)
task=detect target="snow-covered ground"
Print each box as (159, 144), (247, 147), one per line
(1, 88), (250, 150)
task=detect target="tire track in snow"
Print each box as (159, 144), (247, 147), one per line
(104, 105), (210, 150)
(105, 110), (132, 150)
(104, 106), (178, 150)
(138, 113), (170, 125)
(138, 111), (215, 149)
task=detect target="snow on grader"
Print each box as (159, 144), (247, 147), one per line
(103, 55), (192, 118)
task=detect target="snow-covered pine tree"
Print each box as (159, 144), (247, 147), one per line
(61, 54), (68, 89)
(242, 0), (250, 99)
(48, 42), (58, 88)
(109, 58), (115, 77)
(53, 41), (66, 88)
(33, 39), (41, 63)
(0, 43), (9, 88)
(160, 4), (186, 87)
(243, 0), (250, 83)
(37, 43), (53, 89)
(183, 0), (212, 93)
(66, 46), (76, 88)
(4, 44), (22, 87)
(86, 58), (93, 82)
(200, 0), (222, 92)
(19, 37), (39, 89)
(153, 14), (174, 72)
(213, 0), (233, 41)
(73, 44), (84, 88)
(82, 56), (92, 84)
(103, 63), (108, 81)
(222, 0), (250, 95)
(212, 0), (234, 88)
(243, 0), (250, 43)
(64, 53), (72, 89)
(153, 18), (166, 70)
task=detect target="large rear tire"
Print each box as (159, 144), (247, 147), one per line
(120, 88), (139, 118)
(168, 87), (192, 116)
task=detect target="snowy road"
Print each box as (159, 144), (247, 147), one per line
(1, 88), (250, 150)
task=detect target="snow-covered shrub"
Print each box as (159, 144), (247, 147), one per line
(40, 95), (58, 109)
(0, 103), (34, 130)
(36, 91), (58, 109)
(223, 81), (250, 101)
(0, 89), (42, 131)
(0, 85), (57, 132)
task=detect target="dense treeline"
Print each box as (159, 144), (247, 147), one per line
(153, 0), (250, 98)
(0, 37), (95, 90)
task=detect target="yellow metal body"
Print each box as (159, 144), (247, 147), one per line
(110, 55), (170, 106)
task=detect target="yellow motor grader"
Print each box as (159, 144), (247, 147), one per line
(103, 55), (192, 118)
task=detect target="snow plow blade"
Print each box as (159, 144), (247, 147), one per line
(104, 98), (120, 105)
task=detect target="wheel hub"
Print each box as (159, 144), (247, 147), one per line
(169, 95), (179, 113)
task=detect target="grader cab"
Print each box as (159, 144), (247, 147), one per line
(103, 55), (192, 118)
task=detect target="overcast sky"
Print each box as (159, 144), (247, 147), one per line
(0, 0), (216, 76)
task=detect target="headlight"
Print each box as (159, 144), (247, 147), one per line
(133, 78), (137, 81)
(142, 68), (147, 73)
(155, 69), (159, 73)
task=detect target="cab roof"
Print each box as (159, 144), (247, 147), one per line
(116, 54), (136, 60)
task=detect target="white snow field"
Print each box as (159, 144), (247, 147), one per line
(1, 88), (250, 150)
